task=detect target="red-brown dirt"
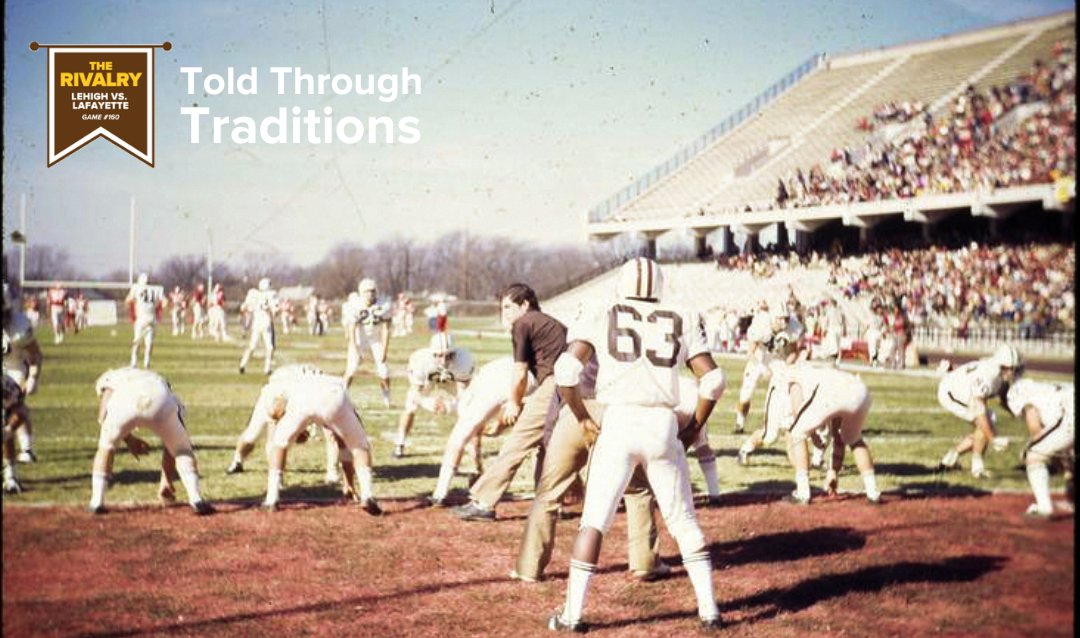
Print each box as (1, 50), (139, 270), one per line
(3, 492), (1073, 638)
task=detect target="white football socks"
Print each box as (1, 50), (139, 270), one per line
(683, 549), (719, 621)
(795, 469), (811, 500)
(861, 470), (880, 500)
(563, 559), (596, 624)
(971, 453), (985, 476)
(266, 469), (283, 504)
(355, 465), (374, 501)
(175, 456), (203, 505)
(90, 471), (109, 508)
(1027, 463), (1052, 514)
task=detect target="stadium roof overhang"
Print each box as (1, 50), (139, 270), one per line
(585, 183), (1073, 241)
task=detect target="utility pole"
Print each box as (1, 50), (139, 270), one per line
(129, 195), (136, 284)
(206, 225), (214, 291)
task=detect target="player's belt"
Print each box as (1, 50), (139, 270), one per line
(791, 385), (819, 430)
(1026, 410), (1067, 453)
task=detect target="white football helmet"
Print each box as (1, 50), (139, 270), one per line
(137, 273), (149, 286)
(1004, 378), (1035, 418)
(430, 332), (453, 355)
(358, 278), (377, 294)
(258, 278), (271, 291)
(990, 343), (1022, 369)
(616, 257), (662, 301)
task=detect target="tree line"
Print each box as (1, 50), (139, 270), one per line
(4, 231), (642, 302)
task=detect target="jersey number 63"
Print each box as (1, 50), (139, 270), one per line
(607, 304), (682, 368)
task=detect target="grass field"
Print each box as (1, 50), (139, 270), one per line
(3, 316), (1074, 638)
(3, 316), (1074, 508)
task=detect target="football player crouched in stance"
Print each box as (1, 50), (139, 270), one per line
(90, 367), (215, 515)
(764, 342), (881, 506)
(736, 314), (830, 468)
(392, 332), (475, 459)
(547, 258), (723, 632)
(3, 376), (30, 493)
(936, 343), (1023, 479)
(1005, 379), (1074, 518)
(226, 364), (329, 476)
(243, 365), (382, 514)
(4, 283), (44, 465)
(425, 356), (536, 507)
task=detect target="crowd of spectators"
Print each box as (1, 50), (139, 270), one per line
(833, 241), (1075, 341)
(773, 41), (1075, 210)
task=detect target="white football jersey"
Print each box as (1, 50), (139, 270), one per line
(126, 284), (162, 322)
(1007, 380), (1073, 428)
(95, 367), (170, 397)
(263, 371), (346, 416)
(268, 363), (323, 385)
(569, 299), (709, 408)
(245, 289), (278, 328)
(939, 359), (1005, 407)
(746, 310), (773, 344)
(343, 296), (392, 335)
(407, 346), (475, 389)
(773, 361), (864, 403)
(3, 311), (37, 374)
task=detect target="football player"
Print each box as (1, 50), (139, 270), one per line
(936, 343), (1022, 479)
(279, 297), (295, 335)
(393, 332), (475, 458)
(226, 364), (323, 473)
(4, 284), (43, 475)
(168, 285), (187, 336)
(207, 283), (228, 342)
(3, 376), (29, 492)
(341, 278), (393, 406)
(425, 356), (536, 507)
(239, 278), (278, 375)
(1005, 378), (1074, 517)
(244, 366), (381, 514)
(734, 300), (775, 434)
(546, 257), (723, 632)
(515, 370), (723, 584)
(46, 282), (66, 344)
(765, 358), (881, 505)
(125, 274), (162, 369)
(735, 314), (811, 465)
(89, 367), (214, 515)
(190, 283), (207, 340)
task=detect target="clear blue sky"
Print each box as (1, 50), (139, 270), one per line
(3, 0), (1073, 276)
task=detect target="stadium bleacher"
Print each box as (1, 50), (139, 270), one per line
(590, 11), (1074, 225)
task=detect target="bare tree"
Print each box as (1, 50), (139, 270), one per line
(23, 245), (84, 282)
(156, 254), (206, 290)
(312, 242), (368, 299)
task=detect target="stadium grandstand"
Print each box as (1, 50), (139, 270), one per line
(548, 11), (1074, 359)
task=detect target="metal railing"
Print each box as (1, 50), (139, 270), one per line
(586, 52), (826, 223)
(912, 324), (1075, 356)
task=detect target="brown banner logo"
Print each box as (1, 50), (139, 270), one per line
(31, 41), (170, 167)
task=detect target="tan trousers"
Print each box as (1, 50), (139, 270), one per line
(514, 400), (660, 580)
(469, 376), (558, 508)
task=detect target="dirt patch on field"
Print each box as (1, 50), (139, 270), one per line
(3, 493), (1073, 638)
